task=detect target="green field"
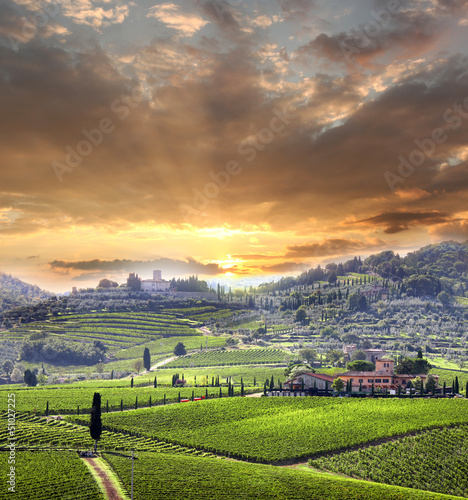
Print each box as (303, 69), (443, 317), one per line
(101, 397), (468, 462)
(4, 311), (204, 351)
(0, 385), (256, 414)
(105, 451), (462, 500)
(162, 348), (289, 368)
(311, 424), (468, 498)
(0, 450), (103, 500)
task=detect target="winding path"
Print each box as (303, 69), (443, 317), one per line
(82, 456), (127, 500)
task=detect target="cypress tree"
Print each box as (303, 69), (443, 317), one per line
(270, 375), (274, 390)
(135, 396), (138, 409)
(465, 381), (468, 397)
(211, 376), (214, 387)
(106, 400), (109, 413)
(178, 392), (181, 403)
(241, 381), (244, 397)
(206, 388), (208, 399)
(111, 370), (114, 380)
(455, 376), (460, 394)
(149, 396), (152, 407)
(154, 376), (157, 388)
(371, 381), (374, 396)
(191, 390), (194, 401)
(253, 377), (256, 387)
(131, 377), (134, 388)
(120, 399), (123, 411)
(164, 394), (166, 405)
(89, 392), (102, 453)
(219, 387), (223, 398)
(443, 381), (446, 395)
(77, 405), (80, 415)
(45, 401), (49, 416)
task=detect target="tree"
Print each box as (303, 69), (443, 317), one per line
(437, 291), (452, 309)
(89, 392), (102, 453)
(294, 305), (307, 324)
(97, 278), (118, 289)
(174, 342), (187, 356)
(298, 348), (316, 364)
(23, 369), (37, 387)
(346, 360), (375, 371)
(351, 349), (367, 361)
(143, 347), (151, 371)
(2, 360), (14, 376)
(348, 293), (367, 311)
(95, 362), (105, 375)
(10, 368), (23, 383)
(425, 374), (437, 393)
(332, 377), (344, 392)
(133, 359), (143, 373)
(326, 349), (343, 364)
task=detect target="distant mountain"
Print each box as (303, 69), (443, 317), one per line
(0, 272), (53, 313)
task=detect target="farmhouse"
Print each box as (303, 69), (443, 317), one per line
(343, 345), (387, 364)
(339, 356), (438, 392)
(286, 372), (335, 391)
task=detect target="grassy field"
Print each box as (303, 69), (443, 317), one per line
(101, 397), (468, 463)
(429, 368), (468, 394)
(311, 424), (468, 498)
(105, 451), (462, 500)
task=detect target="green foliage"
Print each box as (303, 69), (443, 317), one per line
(350, 349), (367, 361)
(394, 357), (431, 375)
(405, 274), (441, 298)
(348, 293), (367, 311)
(346, 360), (375, 372)
(332, 377), (344, 392)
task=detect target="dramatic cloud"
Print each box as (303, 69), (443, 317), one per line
(353, 211), (455, 234)
(148, 3), (208, 36)
(50, 258), (229, 276)
(1, 0), (467, 291)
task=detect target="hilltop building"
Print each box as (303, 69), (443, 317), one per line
(140, 270), (171, 292)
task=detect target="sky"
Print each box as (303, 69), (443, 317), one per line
(1, 0), (468, 292)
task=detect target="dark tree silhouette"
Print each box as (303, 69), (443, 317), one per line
(143, 347), (151, 371)
(174, 342), (186, 356)
(89, 392), (102, 453)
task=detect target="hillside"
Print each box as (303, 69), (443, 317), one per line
(0, 272), (52, 315)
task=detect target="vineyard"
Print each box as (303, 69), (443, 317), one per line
(0, 411), (218, 457)
(0, 450), (103, 500)
(104, 451), (462, 500)
(0, 385), (258, 414)
(101, 397), (468, 462)
(3, 310), (206, 351)
(310, 424), (468, 498)
(162, 348), (289, 368)
(111, 335), (227, 360)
